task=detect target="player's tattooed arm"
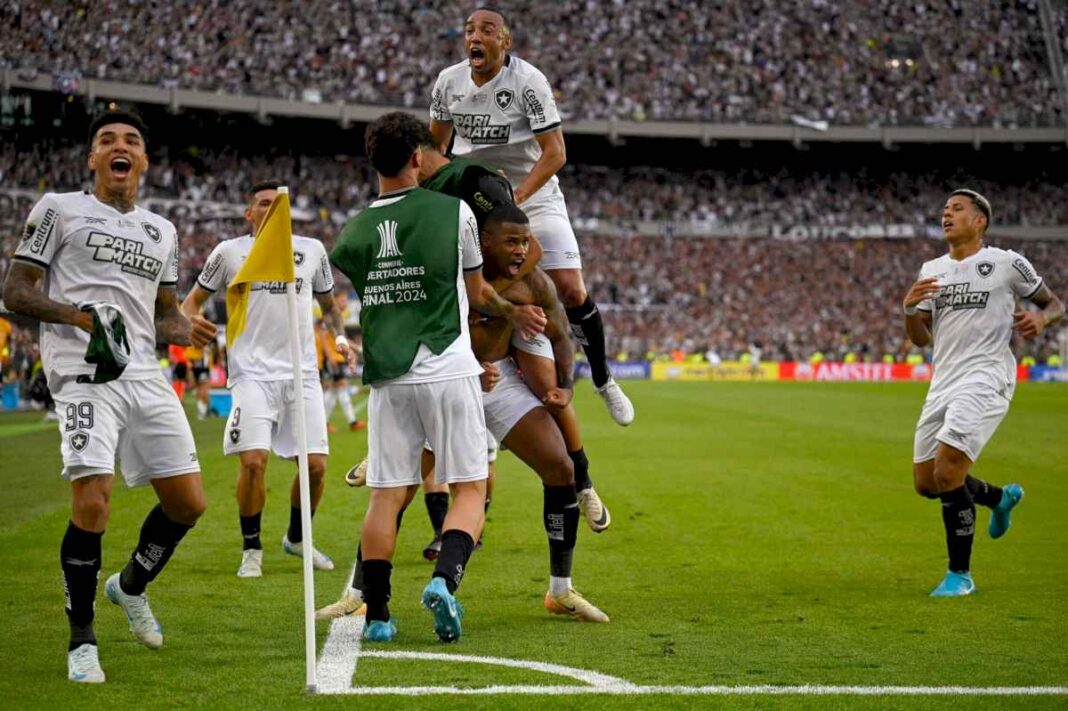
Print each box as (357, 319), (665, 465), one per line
(467, 271), (547, 341)
(530, 268), (574, 390)
(514, 128), (565, 204)
(156, 286), (216, 347)
(1, 261), (93, 332)
(1014, 283), (1065, 340)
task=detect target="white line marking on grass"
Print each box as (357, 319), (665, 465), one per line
(359, 650), (636, 689)
(316, 614), (364, 693)
(331, 684), (1068, 697)
(316, 563), (1067, 697)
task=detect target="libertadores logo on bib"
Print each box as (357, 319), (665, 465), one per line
(376, 220), (402, 259)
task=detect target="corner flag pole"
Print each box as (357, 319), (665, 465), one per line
(278, 186), (318, 692)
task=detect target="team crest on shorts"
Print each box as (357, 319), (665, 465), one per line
(69, 432), (90, 452)
(229, 428), (240, 444)
(976, 261), (994, 278)
(494, 88), (514, 110)
(141, 222), (162, 243)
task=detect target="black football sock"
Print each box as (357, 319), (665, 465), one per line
(287, 505), (316, 544)
(569, 448), (593, 493)
(566, 296), (610, 388)
(240, 512), (262, 550)
(61, 521), (102, 650)
(433, 530), (475, 594)
(119, 504), (193, 596)
(965, 475), (1003, 509)
(939, 486), (975, 573)
(361, 559), (392, 623)
(352, 508), (405, 593)
(544, 485), (580, 579)
(425, 493), (449, 537)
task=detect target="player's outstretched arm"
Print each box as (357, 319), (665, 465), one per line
(514, 128), (566, 205)
(902, 276), (938, 347)
(530, 268), (574, 405)
(157, 285), (215, 347)
(2, 261), (93, 333)
(1014, 283), (1065, 340)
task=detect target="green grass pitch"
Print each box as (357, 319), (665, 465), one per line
(0, 381), (1065, 709)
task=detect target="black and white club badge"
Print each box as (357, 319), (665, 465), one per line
(976, 261), (994, 278)
(69, 432), (90, 452)
(142, 222), (162, 243)
(294, 251), (305, 265)
(494, 88), (514, 110)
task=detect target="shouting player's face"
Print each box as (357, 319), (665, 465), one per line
(483, 222), (532, 278)
(88, 122), (148, 197)
(246, 188), (278, 235)
(941, 195), (986, 245)
(465, 9), (511, 78)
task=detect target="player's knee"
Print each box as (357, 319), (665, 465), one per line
(541, 454), (574, 487)
(556, 281), (587, 309)
(241, 458), (267, 481)
(308, 458), (327, 483)
(914, 480), (939, 499)
(167, 493), (207, 525)
(73, 493), (110, 529)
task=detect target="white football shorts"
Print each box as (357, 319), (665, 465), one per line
(53, 375), (199, 487)
(913, 381), (1013, 463)
(482, 358), (543, 443)
(522, 186), (581, 271)
(224, 378), (329, 459)
(367, 376), (488, 488)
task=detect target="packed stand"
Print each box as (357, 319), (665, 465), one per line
(1, 0), (1064, 127)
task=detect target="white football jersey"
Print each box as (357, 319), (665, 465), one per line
(916, 246), (1043, 396)
(431, 55), (562, 199)
(196, 234), (333, 386)
(13, 191), (179, 387)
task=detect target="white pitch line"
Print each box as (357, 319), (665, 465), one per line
(315, 571), (365, 694)
(329, 684), (1068, 697)
(359, 650), (636, 689)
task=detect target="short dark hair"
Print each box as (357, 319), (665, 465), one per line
(484, 202), (530, 232)
(88, 110), (148, 146)
(365, 112), (431, 177)
(949, 189), (992, 228)
(248, 179), (283, 200)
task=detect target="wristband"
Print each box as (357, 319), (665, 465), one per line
(903, 305), (919, 316)
(335, 334), (349, 348)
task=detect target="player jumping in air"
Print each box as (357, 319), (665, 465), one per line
(430, 6), (635, 426)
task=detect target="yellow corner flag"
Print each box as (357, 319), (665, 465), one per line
(225, 188), (295, 350)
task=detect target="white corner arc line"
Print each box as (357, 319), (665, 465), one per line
(359, 650), (636, 689)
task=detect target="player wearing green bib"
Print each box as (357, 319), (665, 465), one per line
(329, 112), (541, 643)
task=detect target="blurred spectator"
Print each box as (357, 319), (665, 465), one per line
(0, 0), (1063, 127)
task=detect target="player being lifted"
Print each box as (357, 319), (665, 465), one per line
(902, 190), (1063, 596)
(3, 111), (217, 683)
(430, 6), (635, 426)
(183, 181), (346, 578)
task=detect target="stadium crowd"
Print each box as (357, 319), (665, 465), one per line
(1, 0), (1064, 127)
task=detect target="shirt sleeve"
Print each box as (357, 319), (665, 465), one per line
(1007, 250), (1044, 299)
(430, 71), (452, 122)
(458, 201), (483, 272)
(161, 222), (179, 287)
(196, 242), (229, 292)
(13, 193), (64, 269)
(915, 266), (935, 312)
(312, 242), (335, 294)
(521, 68), (562, 135)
